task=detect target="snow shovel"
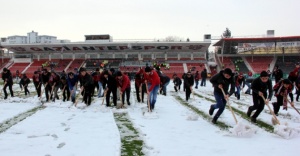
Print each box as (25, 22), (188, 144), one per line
(261, 95), (280, 125)
(221, 88), (238, 124)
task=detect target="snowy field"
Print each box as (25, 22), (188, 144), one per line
(0, 80), (300, 156)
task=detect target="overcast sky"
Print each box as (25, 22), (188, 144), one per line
(1, 0), (299, 42)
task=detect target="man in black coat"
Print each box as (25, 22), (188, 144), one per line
(103, 70), (118, 107)
(247, 71), (273, 123)
(184, 71), (194, 101)
(41, 69), (52, 101)
(272, 65), (283, 83)
(79, 68), (94, 106)
(173, 74), (182, 92)
(209, 68), (235, 124)
(1, 68), (14, 99)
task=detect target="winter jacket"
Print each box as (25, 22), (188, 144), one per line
(2, 70), (13, 85)
(201, 70), (207, 79)
(210, 70), (235, 96)
(104, 74), (118, 90)
(79, 73), (94, 88)
(20, 77), (31, 87)
(116, 74), (131, 92)
(32, 74), (42, 84)
(234, 75), (245, 88)
(41, 72), (51, 85)
(67, 74), (78, 91)
(251, 77), (273, 100)
(184, 75), (194, 88)
(160, 74), (170, 86)
(194, 72), (200, 81)
(144, 70), (160, 92)
(135, 70), (145, 87)
(173, 77), (182, 86)
(273, 80), (293, 101)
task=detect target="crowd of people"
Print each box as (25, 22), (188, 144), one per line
(1, 62), (300, 124)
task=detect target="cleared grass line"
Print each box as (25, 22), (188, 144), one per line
(174, 95), (232, 130)
(114, 113), (145, 156)
(0, 105), (46, 133)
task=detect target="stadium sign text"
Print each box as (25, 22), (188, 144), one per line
(1, 44), (209, 53)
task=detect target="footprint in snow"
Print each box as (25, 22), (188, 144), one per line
(64, 127), (70, 131)
(51, 134), (58, 139)
(57, 142), (66, 148)
(61, 123), (67, 127)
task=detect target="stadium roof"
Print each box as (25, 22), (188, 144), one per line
(213, 36), (300, 46)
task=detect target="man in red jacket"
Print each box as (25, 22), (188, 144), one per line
(144, 66), (160, 111)
(116, 71), (131, 106)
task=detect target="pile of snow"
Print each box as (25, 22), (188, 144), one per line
(274, 125), (300, 139)
(229, 122), (257, 137)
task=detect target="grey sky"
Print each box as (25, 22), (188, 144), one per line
(1, 0), (299, 42)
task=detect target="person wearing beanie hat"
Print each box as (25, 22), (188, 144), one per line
(234, 72), (245, 100)
(144, 66), (160, 111)
(272, 65), (283, 83)
(209, 68), (235, 124)
(272, 79), (294, 116)
(247, 70), (273, 123)
(116, 71), (131, 107)
(19, 73), (31, 96)
(1, 68), (14, 99)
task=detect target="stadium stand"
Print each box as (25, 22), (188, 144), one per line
(245, 56), (273, 74)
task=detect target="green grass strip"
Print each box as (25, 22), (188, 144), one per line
(193, 92), (274, 132)
(174, 96), (232, 130)
(0, 105), (46, 133)
(114, 113), (145, 156)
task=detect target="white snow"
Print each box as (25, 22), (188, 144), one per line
(0, 81), (299, 156)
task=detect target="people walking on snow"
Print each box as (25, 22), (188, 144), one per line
(144, 66), (160, 110)
(200, 69), (207, 87)
(158, 73), (170, 96)
(103, 70), (118, 107)
(173, 74), (182, 92)
(272, 65), (283, 83)
(116, 71), (131, 106)
(32, 71), (42, 97)
(41, 69), (52, 102)
(92, 68), (102, 97)
(79, 67), (94, 106)
(19, 74), (31, 96)
(49, 71), (61, 102)
(135, 68), (146, 103)
(244, 77), (255, 95)
(67, 72), (78, 103)
(194, 71), (200, 89)
(234, 72), (245, 100)
(60, 76), (70, 102)
(209, 68), (235, 124)
(2, 68), (14, 99)
(272, 79), (294, 116)
(247, 71), (273, 123)
(183, 71), (194, 101)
